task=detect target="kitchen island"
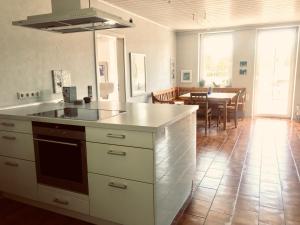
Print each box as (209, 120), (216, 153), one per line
(0, 101), (197, 225)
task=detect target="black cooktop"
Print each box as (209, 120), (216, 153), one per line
(30, 108), (124, 121)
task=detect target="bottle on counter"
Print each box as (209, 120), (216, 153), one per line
(88, 85), (93, 99)
(208, 87), (212, 95)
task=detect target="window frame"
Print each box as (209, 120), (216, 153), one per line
(199, 32), (234, 87)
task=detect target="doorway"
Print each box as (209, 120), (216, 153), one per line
(254, 27), (298, 118)
(95, 34), (126, 103)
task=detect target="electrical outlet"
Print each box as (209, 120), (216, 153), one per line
(17, 90), (41, 100)
(35, 90), (41, 97)
(17, 92), (25, 100)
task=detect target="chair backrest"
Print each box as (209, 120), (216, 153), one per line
(232, 90), (242, 112)
(190, 92), (209, 109)
(151, 87), (178, 103)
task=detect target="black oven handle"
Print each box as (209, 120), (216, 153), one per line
(33, 138), (78, 147)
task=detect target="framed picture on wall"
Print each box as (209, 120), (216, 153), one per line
(239, 60), (248, 76)
(98, 61), (108, 82)
(170, 57), (176, 82)
(129, 53), (146, 97)
(181, 70), (192, 83)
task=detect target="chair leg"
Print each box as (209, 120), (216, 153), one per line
(235, 112), (238, 128)
(209, 115), (211, 128)
(205, 113), (208, 135)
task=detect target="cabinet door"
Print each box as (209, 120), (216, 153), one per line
(87, 143), (154, 183)
(89, 173), (154, 225)
(0, 156), (37, 200)
(38, 185), (89, 215)
(0, 131), (34, 161)
(86, 127), (153, 149)
(0, 119), (32, 133)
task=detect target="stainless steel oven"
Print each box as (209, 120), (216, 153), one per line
(32, 122), (88, 194)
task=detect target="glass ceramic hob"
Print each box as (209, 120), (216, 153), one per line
(30, 108), (124, 121)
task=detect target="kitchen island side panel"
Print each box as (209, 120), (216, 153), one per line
(154, 112), (197, 225)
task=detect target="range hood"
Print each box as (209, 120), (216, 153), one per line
(12, 0), (134, 34)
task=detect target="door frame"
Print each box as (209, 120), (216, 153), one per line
(93, 32), (127, 103)
(252, 26), (299, 119)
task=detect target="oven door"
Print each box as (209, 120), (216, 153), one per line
(34, 135), (88, 194)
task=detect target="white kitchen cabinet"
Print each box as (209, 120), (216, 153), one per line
(87, 143), (154, 183)
(0, 119), (32, 134)
(0, 119), (37, 200)
(86, 127), (153, 149)
(38, 185), (90, 215)
(0, 104), (197, 225)
(89, 173), (154, 225)
(0, 131), (35, 161)
(87, 113), (196, 225)
(0, 156), (37, 200)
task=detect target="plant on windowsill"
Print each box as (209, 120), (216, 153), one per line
(199, 79), (205, 87)
(212, 82), (220, 88)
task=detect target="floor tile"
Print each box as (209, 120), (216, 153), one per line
(185, 199), (211, 218)
(205, 211), (231, 225)
(259, 207), (284, 225)
(200, 177), (221, 190)
(179, 214), (205, 225)
(193, 187), (216, 202)
(232, 210), (259, 225)
(236, 195), (259, 212)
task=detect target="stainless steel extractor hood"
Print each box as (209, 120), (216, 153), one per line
(12, 0), (134, 34)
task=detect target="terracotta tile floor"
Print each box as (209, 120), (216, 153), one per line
(178, 118), (300, 225)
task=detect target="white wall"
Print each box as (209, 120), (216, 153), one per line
(232, 30), (257, 117)
(0, 0), (176, 108)
(0, 0), (95, 107)
(176, 32), (199, 87)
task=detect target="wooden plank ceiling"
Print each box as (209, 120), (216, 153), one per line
(102, 0), (300, 31)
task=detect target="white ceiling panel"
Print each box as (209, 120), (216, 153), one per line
(102, 0), (300, 30)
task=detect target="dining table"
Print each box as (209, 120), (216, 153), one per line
(178, 92), (237, 130)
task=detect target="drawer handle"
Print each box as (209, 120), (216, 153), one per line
(108, 182), (127, 190)
(53, 198), (69, 206)
(107, 150), (127, 156)
(2, 135), (16, 141)
(4, 161), (19, 167)
(106, 133), (126, 139)
(1, 122), (15, 127)
(33, 138), (78, 147)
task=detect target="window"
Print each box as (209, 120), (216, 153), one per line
(200, 32), (233, 87)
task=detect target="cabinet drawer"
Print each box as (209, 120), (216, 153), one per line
(0, 156), (37, 200)
(38, 185), (89, 215)
(89, 174), (154, 225)
(0, 119), (32, 133)
(86, 127), (153, 149)
(0, 131), (34, 161)
(87, 143), (154, 183)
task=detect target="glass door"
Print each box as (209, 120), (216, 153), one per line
(254, 28), (298, 118)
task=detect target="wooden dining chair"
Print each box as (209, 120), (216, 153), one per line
(190, 92), (212, 135)
(217, 90), (241, 128)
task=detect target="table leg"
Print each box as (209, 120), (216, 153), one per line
(223, 101), (227, 130)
